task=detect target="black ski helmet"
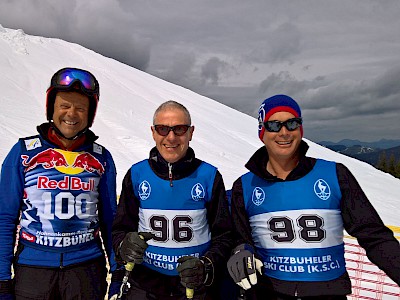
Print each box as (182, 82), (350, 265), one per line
(46, 67), (100, 127)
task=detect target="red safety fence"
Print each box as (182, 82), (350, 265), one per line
(345, 236), (400, 299)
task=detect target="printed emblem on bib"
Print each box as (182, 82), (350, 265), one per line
(314, 179), (331, 200)
(252, 187), (265, 206)
(139, 180), (151, 200)
(191, 183), (205, 201)
(258, 103), (266, 131)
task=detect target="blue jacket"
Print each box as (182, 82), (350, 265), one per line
(0, 123), (117, 280)
(112, 147), (233, 297)
(130, 159), (216, 275)
(241, 159), (346, 282)
(231, 141), (400, 297)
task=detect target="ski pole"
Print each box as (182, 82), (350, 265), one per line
(237, 287), (246, 300)
(117, 233), (151, 299)
(117, 262), (135, 300)
(186, 287), (194, 299)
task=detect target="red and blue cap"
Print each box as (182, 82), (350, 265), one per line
(258, 94), (302, 140)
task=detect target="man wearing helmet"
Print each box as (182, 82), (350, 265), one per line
(0, 68), (120, 299)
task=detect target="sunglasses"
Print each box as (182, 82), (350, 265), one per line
(263, 118), (302, 132)
(51, 68), (99, 96)
(153, 125), (191, 136)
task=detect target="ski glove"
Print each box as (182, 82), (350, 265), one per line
(118, 232), (154, 264)
(177, 256), (213, 289)
(227, 244), (263, 290)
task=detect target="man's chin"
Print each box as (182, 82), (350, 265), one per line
(59, 129), (79, 139)
(162, 153), (181, 163)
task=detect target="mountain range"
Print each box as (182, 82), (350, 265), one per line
(318, 138), (400, 149)
(318, 140), (400, 166)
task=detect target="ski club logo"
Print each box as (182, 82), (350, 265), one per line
(314, 179), (331, 200)
(138, 180), (151, 200)
(191, 183), (205, 201)
(252, 187), (265, 206)
(21, 149), (105, 175)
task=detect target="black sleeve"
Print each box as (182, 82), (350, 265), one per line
(230, 177), (255, 248)
(203, 171), (234, 281)
(338, 163), (400, 285)
(112, 169), (140, 257)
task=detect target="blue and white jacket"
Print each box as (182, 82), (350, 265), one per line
(231, 141), (400, 297)
(112, 147), (233, 297)
(0, 123), (117, 280)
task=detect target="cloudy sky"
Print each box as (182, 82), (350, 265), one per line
(1, 0), (400, 142)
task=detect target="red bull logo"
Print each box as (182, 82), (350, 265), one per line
(21, 149), (68, 172)
(72, 153), (105, 175)
(21, 149), (105, 175)
(37, 176), (96, 191)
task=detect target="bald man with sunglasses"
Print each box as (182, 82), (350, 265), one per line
(111, 100), (233, 300)
(227, 94), (400, 299)
(0, 67), (119, 299)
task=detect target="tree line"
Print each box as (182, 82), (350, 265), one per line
(376, 152), (400, 179)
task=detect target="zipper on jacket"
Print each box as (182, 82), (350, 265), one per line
(168, 163), (173, 187)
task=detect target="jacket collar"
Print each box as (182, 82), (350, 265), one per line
(148, 147), (201, 180)
(37, 122), (98, 151)
(245, 140), (314, 181)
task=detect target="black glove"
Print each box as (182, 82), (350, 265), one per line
(227, 244), (262, 290)
(177, 256), (208, 289)
(0, 280), (14, 300)
(118, 232), (154, 264)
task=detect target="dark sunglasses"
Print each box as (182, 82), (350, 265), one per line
(50, 68), (99, 96)
(153, 125), (191, 136)
(263, 117), (303, 132)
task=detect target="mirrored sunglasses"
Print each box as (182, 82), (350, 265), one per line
(263, 117), (302, 132)
(153, 125), (191, 136)
(51, 68), (99, 95)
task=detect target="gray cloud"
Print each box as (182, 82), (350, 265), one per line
(159, 52), (197, 88)
(201, 57), (231, 85)
(247, 22), (302, 64)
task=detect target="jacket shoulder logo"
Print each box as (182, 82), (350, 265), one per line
(24, 138), (42, 150)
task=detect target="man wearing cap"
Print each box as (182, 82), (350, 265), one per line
(0, 67), (120, 299)
(227, 94), (400, 299)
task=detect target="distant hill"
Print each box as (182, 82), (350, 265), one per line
(354, 145), (400, 166)
(319, 138), (400, 149)
(322, 144), (400, 166)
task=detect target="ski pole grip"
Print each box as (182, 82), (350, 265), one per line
(186, 287), (194, 299)
(125, 262), (135, 272)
